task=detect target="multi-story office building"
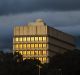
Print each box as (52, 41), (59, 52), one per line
(13, 19), (75, 63)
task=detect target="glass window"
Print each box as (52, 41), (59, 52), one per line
(31, 44), (34, 48)
(15, 37), (18, 41)
(27, 51), (30, 55)
(15, 44), (18, 49)
(27, 44), (30, 48)
(19, 37), (22, 42)
(19, 44), (22, 49)
(43, 57), (47, 62)
(34, 51), (38, 55)
(39, 37), (42, 41)
(43, 51), (47, 55)
(39, 51), (43, 55)
(27, 57), (30, 59)
(35, 37), (38, 41)
(39, 58), (42, 62)
(16, 51), (18, 53)
(43, 37), (47, 41)
(23, 37), (26, 41)
(39, 44), (42, 48)
(27, 37), (30, 41)
(23, 51), (26, 55)
(43, 44), (47, 48)
(36, 57), (38, 60)
(31, 58), (34, 59)
(31, 37), (34, 41)
(31, 51), (34, 55)
(23, 58), (26, 60)
(23, 44), (26, 49)
(35, 44), (38, 48)
(19, 51), (22, 55)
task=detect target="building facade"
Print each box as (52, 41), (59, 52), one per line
(13, 19), (75, 63)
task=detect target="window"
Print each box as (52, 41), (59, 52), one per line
(19, 51), (22, 55)
(19, 44), (22, 49)
(15, 44), (18, 49)
(43, 37), (47, 41)
(23, 37), (26, 41)
(35, 44), (38, 48)
(15, 37), (18, 41)
(35, 37), (38, 41)
(19, 37), (22, 42)
(27, 57), (30, 59)
(27, 51), (30, 55)
(23, 44), (26, 49)
(23, 51), (26, 55)
(31, 37), (34, 41)
(39, 58), (42, 62)
(34, 51), (38, 55)
(43, 51), (47, 55)
(27, 37), (30, 41)
(27, 44), (30, 48)
(43, 57), (47, 62)
(39, 44), (42, 48)
(39, 51), (43, 55)
(36, 57), (38, 60)
(31, 44), (34, 48)
(23, 58), (26, 60)
(31, 51), (34, 55)
(43, 44), (47, 48)
(39, 37), (42, 41)
(16, 51), (18, 53)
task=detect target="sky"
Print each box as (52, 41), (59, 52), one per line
(0, 0), (80, 50)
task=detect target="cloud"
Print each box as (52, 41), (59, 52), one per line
(0, 0), (80, 15)
(0, 11), (80, 49)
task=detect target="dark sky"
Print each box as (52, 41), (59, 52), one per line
(0, 0), (80, 50)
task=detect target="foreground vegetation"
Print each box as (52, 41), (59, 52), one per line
(0, 49), (80, 75)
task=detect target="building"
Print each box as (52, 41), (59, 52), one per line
(13, 19), (75, 63)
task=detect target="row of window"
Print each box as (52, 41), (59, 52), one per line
(23, 57), (48, 63)
(16, 50), (48, 55)
(14, 44), (48, 49)
(14, 36), (47, 42)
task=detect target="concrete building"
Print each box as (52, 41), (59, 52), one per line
(13, 19), (75, 63)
